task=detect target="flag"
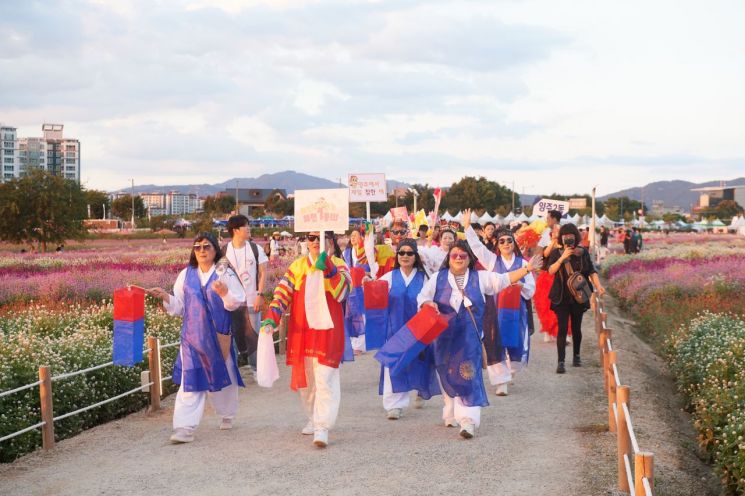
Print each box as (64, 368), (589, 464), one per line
(374, 305), (451, 375)
(497, 285), (523, 349)
(429, 188), (443, 226)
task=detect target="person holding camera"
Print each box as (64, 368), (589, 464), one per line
(546, 223), (605, 374)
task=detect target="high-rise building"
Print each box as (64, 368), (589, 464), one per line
(0, 123), (80, 183)
(0, 125), (18, 182)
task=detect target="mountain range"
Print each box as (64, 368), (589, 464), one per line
(115, 171), (745, 209)
(116, 170), (410, 196)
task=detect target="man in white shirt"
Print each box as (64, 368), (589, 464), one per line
(223, 215), (268, 367)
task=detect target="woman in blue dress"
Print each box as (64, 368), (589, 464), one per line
(417, 240), (541, 439)
(148, 233), (246, 443)
(377, 239), (439, 419)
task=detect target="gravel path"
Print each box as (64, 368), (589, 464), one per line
(0, 301), (718, 495)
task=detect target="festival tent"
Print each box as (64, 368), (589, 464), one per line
(383, 211), (393, 225)
(476, 211), (492, 225)
(441, 211), (453, 222)
(528, 213), (541, 222)
(711, 218), (726, 227)
(493, 214), (505, 225)
(516, 212), (529, 222)
(728, 215), (745, 230)
(279, 231), (292, 237)
(503, 212), (516, 223)
(453, 211), (463, 223)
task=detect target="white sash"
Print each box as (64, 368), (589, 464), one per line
(304, 255), (334, 329)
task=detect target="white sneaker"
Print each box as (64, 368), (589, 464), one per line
(219, 418), (233, 430)
(495, 384), (509, 396)
(313, 429), (328, 448)
(566, 336), (572, 344)
(301, 420), (314, 435)
(444, 418), (459, 428)
(169, 428), (194, 443)
(387, 408), (402, 420)
(413, 396), (425, 409)
(459, 422), (475, 439)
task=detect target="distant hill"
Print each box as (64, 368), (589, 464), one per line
(114, 170), (410, 196)
(598, 177), (745, 208)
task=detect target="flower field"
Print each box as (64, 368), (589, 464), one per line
(0, 238), (296, 462)
(603, 234), (745, 493)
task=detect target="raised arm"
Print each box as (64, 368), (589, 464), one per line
(465, 225), (497, 271)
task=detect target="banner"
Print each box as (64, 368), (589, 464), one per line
(348, 173), (387, 202)
(533, 198), (569, 218)
(294, 188), (350, 232)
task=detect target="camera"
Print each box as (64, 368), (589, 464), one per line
(562, 236), (576, 248)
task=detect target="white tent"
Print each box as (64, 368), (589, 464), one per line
(478, 211), (493, 225)
(493, 214), (505, 225)
(516, 212), (529, 222)
(441, 211), (453, 221)
(453, 211), (463, 223)
(570, 213), (580, 224)
(528, 213), (541, 222)
(503, 212), (516, 223)
(279, 230), (292, 237)
(383, 211), (393, 225)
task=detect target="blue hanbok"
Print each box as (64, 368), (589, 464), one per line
(488, 255), (530, 365)
(432, 269), (489, 407)
(172, 267), (245, 392)
(378, 269), (440, 399)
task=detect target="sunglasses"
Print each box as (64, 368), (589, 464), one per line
(391, 230), (408, 235)
(193, 243), (213, 252)
(449, 252), (469, 260)
(498, 237), (514, 245)
(397, 250), (415, 257)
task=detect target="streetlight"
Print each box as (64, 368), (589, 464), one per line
(591, 184), (598, 263)
(130, 178), (135, 229)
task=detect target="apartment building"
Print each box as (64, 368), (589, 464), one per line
(0, 123), (80, 182)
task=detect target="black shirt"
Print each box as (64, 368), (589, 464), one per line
(547, 247), (596, 307)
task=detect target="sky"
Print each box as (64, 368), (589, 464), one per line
(1, 0), (744, 197)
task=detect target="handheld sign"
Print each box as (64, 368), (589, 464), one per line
(295, 188), (350, 253)
(349, 173), (386, 222)
(533, 198), (569, 218)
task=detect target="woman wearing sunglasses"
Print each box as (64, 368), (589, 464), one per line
(148, 233), (246, 444)
(261, 231), (351, 448)
(462, 209), (535, 397)
(418, 240), (541, 439)
(376, 239), (439, 420)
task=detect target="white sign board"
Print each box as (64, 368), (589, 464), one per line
(348, 173), (387, 202)
(294, 188), (350, 232)
(533, 198), (570, 218)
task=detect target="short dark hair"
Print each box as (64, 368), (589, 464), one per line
(547, 210), (562, 222)
(227, 215), (250, 237)
(484, 221), (495, 229)
(442, 239), (476, 271)
(557, 223), (581, 248)
(324, 231), (342, 257)
(418, 224), (428, 233)
(188, 232), (223, 268)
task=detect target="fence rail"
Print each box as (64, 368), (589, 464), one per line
(0, 313), (290, 452)
(593, 293), (654, 495)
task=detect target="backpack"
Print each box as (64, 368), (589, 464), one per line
(563, 255), (592, 305)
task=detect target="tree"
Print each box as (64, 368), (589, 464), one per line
(441, 176), (515, 214)
(203, 194), (235, 214)
(715, 200), (743, 220)
(265, 190), (294, 216)
(84, 189), (111, 219)
(111, 194), (146, 221)
(602, 196), (645, 221)
(0, 169), (87, 252)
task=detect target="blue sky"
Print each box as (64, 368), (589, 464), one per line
(1, 0), (744, 196)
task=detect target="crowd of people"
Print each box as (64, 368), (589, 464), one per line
(150, 211), (608, 448)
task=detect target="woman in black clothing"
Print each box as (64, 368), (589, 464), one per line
(546, 223), (605, 374)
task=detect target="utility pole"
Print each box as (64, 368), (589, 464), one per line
(130, 179), (135, 229)
(591, 185), (598, 263)
(511, 181), (515, 213)
(235, 179), (239, 215)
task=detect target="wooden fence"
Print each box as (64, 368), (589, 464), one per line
(0, 315), (289, 451)
(593, 293), (654, 495)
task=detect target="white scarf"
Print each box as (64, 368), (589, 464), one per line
(304, 254), (334, 330)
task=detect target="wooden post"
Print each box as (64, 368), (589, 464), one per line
(278, 314), (287, 355)
(607, 350), (618, 432)
(39, 366), (55, 450)
(634, 452), (654, 495)
(598, 329), (607, 350)
(147, 336), (161, 412)
(616, 385), (631, 492)
(602, 349), (609, 392)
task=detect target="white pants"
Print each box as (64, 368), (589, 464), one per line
(299, 357), (341, 431)
(350, 335), (366, 352)
(382, 367), (410, 411)
(437, 373), (481, 428)
(486, 355), (525, 386)
(173, 355), (239, 431)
